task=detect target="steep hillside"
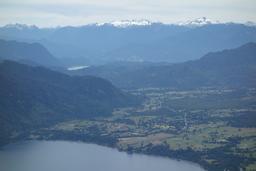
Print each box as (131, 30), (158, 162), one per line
(0, 39), (59, 66)
(0, 60), (135, 144)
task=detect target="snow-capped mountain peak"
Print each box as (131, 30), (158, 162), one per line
(96, 19), (152, 28)
(3, 23), (38, 30)
(245, 21), (256, 27)
(178, 17), (220, 27)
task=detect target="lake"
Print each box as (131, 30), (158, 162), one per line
(67, 65), (89, 71)
(0, 141), (205, 171)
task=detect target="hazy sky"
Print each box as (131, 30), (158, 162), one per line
(0, 0), (255, 27)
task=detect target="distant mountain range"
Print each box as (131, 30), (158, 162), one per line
(94, 17), (218, 27)
(0, 60), (136, 144)
(71, 42), (256, 89)
(0, 19), (255, 65)
(3, 18), (255, 29)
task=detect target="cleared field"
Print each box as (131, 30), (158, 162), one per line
(32, 87), (256, 171)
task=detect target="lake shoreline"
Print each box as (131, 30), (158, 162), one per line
(34, 130), (248, 171)
(2, 131), (211, 171)
(1, 139), (207, 171)
(1, 118), (249, 171)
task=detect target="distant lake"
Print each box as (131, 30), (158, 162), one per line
(0, 141), (205, 171)
(67, 65), (89, 71)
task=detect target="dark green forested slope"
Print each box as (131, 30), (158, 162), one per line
(0, 60), (136, 145)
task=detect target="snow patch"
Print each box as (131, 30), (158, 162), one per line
(96, 19), (152, 28)
(177, 17), (220, 27)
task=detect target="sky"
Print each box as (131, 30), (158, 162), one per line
(0, 0), (256, 27)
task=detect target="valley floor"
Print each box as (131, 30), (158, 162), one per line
(10, 87), (256, 171)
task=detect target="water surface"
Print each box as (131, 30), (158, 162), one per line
(0, 141), (205, 171)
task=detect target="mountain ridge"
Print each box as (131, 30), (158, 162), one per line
(72, 42), (256, 89)
(1, 21), (256, 65)
(0, 60), (137, 144)
(0, 39), (59, 67)
(3, 18), (256, 29)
